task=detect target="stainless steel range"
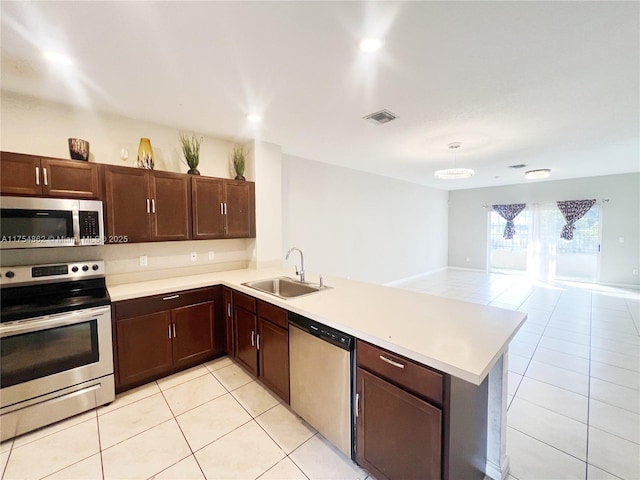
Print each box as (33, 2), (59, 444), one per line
(0, 261), (114, 441)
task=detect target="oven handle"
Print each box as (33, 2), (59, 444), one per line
(0, 306), (111, 338)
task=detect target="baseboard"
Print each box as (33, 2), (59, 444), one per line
(484, 454), (510, 480)
(384, 266), (447, 286)
(598, 281), (640, 290)
(447, 266), (488, 273)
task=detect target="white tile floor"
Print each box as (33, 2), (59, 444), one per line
(1, 269), (638, 479)
(401, 269), (640, 480)
(1, 357), (368, 480)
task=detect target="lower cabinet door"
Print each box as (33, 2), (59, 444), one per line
(356, 367), (442, 480)
(258, 319), (289, 403)
(172, 301), (215, 368)
(235, 307), (258, 375)
(116, 311), (173, 388)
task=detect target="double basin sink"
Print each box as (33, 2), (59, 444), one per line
(243, 277), (327, 299)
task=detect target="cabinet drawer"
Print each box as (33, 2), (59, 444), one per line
(257, 300), (287, 329)
(115, 287), (216, 319)
(233, 290), (256, 313)
(357, 340), (443, 405)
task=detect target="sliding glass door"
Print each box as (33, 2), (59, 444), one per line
(488, 205), (601, 282)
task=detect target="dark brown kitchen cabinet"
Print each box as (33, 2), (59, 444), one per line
(258, 303), (290, 403)
(116, 311), (174, 387)
(113, 286), (222, 392)
(230, 290), (289, 402)
(356, 367), (442, 480)
(356, 340), (489, 480)
(191, 176), (255, 239)
(104, 165), (190, 243)
(1, 151), (100, 199)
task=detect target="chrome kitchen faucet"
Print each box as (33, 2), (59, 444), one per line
(286, 247), (305, 282)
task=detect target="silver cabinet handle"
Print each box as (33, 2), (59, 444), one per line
(152, 198), (156, 213)
(146, 199), (150, 213)
(35, 167), (40, 185)
(379, 355), (405, 369)
(224, 203), (228, 215)
(355, 392), (360, 417)
(227, 304), (231, 317)
(168, 325), (172, 339)
(163, 294), (179, 301)
(257, 333), (260, 350)
(251, 330), (255, 347)
(220, 203), (224, 215)
(172, 323), (176, 337)
(43, 167), (48, 186)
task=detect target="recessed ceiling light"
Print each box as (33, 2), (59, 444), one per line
(524, 169), (551, 180)
(43, 50), (72, 65)
(359, 38), (383, 53)
(247, 114), (261, 123)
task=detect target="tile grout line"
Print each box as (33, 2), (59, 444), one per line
(585, 287), (593, 480)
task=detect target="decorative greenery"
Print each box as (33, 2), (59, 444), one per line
(232, 144), (246, 178)
(179, 132), (202, 170)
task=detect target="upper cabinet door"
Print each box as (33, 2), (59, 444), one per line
(41, 158), (100, 199)
(225, 181), (255, 238)
(191, 176), (225, 239)
(104, 166), (151, 243)
(150, 171), (190, 241)
(0, 152), (43, 196)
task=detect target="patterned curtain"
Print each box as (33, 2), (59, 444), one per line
(492, 203), (526, 239)
(557, 199), (596, 240)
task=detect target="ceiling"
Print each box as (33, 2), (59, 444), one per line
(1, 1), (638, 190)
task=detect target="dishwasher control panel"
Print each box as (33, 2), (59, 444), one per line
(288, 312), (353, 351)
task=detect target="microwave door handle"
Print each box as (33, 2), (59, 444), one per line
(73, 208), (81, 245)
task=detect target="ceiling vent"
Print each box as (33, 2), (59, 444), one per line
(508, 164), (527, 169)
(363, 109), (398, 125)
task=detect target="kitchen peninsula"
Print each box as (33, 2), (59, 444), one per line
(108, 266), (526, 480)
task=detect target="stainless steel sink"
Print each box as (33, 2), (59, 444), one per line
(243, 277), (327, 299)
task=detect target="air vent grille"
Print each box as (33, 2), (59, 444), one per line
(363, 109), (398, 125)
(508, 164), (527, 169)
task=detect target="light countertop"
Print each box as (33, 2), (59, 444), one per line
(108, 267), (526, 385)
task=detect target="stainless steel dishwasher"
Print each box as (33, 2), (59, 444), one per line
(288, 312), (354, 458)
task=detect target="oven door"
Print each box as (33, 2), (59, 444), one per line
(0, 305), (113, 408)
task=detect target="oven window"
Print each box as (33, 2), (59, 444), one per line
(1, 209), (73, 239)
(1, 320), (99, 388)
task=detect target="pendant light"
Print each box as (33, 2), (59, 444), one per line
(434, 142), (475, 179)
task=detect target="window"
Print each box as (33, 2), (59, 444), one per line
(488, 204), (601, 282)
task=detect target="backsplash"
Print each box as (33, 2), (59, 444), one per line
(0, 238), (255, 285)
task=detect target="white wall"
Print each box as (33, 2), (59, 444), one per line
(282, 155), (449, 285)
(448, 173), (640, 286)
(252, 140), (283, 267)
(1, 92), (255, 281)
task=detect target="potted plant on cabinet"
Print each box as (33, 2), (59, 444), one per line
(179, 132), (202, 175)
(232, 144), (246, 180)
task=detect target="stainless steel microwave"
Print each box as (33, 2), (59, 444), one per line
(0, 197), (104, 249)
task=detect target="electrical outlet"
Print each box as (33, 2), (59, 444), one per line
(633, 268), (639, 276)
(208, 251), (215, 261)
(139, 255), (148, 267)
(190, 252), (197, 262)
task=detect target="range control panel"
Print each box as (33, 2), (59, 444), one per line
(0, 261), (105, 287)
(289, 311), (353, 351)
